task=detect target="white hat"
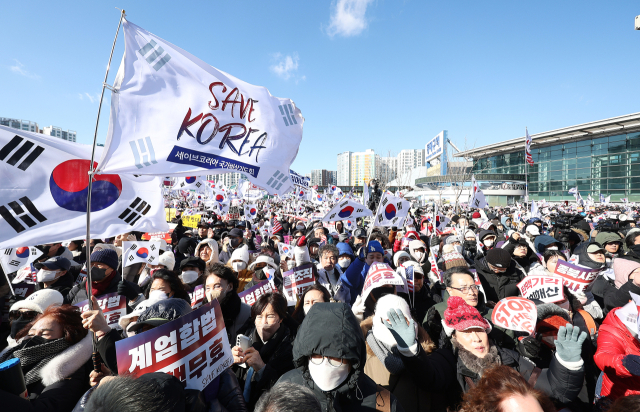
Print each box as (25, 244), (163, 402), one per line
(11, 289), (63, 313)
(158, 251), (176, 271)
(230, 245), (250, 264)
(248, 255), (278, 271)
(393, 251), (411, 268)
(526, 225), (540, 236)
(294, 237), (310, 267)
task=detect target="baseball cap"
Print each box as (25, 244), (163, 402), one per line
(587, 244), (606, 254)
(354, 228), (367, 238)
(128, 298), (192, 332)
(34, 256), (71, 271)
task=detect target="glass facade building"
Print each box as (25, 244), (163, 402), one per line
(463, 113), (640, 203)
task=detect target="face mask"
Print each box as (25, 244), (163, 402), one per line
(464, 240), (477, 249)
(454, 245), (463, 254)
(256, 322), (280, 342)
(303, 304), (313, 315)
(338, 258), (351, 269)
(546, 246), (558, 251)
(308, 358), (350, 392)
(10, 317), (32, 339)
(413, 251), (425, 262)
(483, 239), (494, 247)
(149, 290), (168, 301)
(287, 260), (295, 270)
(230, 238), (241, 248)
(19, 335), (49, 348)
(232, 261), (247, 272)
(36, 269), (58, 283)
(180, 270), (199, 284)
(90, 267), (108, 282)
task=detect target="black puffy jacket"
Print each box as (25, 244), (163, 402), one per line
(277, 303), (405, 412)
(474, 256), (525, 304)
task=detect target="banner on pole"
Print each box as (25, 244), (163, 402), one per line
(74, 292), (127, 329)
(491, 297), (537, 335)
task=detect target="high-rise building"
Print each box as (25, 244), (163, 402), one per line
(378, 156), (398, 184)
(311, 169), (338, 187)
(397, 149), (425, 176)
(328, 171), (337, 186)
(337, 151), (351, 186)
(42, 126), (77, 142)
(350, 149), (377, 187)
(0, 117), (39, 134)
(206, 172), (242, 188)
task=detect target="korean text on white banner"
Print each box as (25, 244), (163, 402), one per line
(322, 198), (372, 222)
(374, 192), (410, 227)
(361, 263), (405, 301)
(615, 292), (640, 337)
(491, 297), (537, 335)
(282, 263), (316, 306)
(75, 292), (127, 329)
(115, 300), (233, 391)
(122, 241), (161, 267)
(0, 246), (42, 275)
(0, 126), (168, 250)
(238, 279), (278, 306)
(553, 260), (601, 293)
(517, 276), (565, 304)
(98, 19), (304, 196)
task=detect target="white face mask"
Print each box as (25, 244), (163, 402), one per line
(546, 246), (558, 251)
(180, 270), (199, 284)
(307, 358), (350, 392)
(37, 269), (58, 283)
(232, 261), (247, 272)
(303, 304), (313, 315)
(149, 290), (169, 301)
(483, 239), (494, 247)
(413, 251), (425, 262)
(338, 258), (351, 269)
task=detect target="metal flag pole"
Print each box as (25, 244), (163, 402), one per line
(525, 127), (529, 206)
(85, 8), (126, 371)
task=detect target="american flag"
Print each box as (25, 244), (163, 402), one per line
(405, 265), (414, 293)
(525, 128), (534, 166)
(271, 217), (283, 234)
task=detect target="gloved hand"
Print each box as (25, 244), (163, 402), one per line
(622, 354), (640, 376)
(384, 308), (416, 349)
(518, 335), (541, 359)
(554, 323), (587, 363)
(117, 281), (139, 301)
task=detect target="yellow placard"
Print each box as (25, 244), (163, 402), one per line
(165, 208), (177, 222)
(182, 214), (202, 228)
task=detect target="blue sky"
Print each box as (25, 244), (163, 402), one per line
(1, 1), (639, 175)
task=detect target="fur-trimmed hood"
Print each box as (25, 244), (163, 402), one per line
(0, 333), (92, 387)
(360, 315), (436, 356)
(536, 302), (571, 322)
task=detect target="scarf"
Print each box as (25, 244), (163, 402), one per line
(90, 269), (117, 296)
(0, 337), (71, 385)
(366, 331), (405, 375)
(452, 336), (501, 377)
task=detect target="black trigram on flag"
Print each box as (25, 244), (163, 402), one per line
(0, 197), (47, 233)
(118, 198), (151, 226)
(0, 135), (45, 171)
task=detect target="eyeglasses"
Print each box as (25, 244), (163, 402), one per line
(448, 285), (479, 294)
(309, 354), (346, 368)
(9, 310), (39, 321)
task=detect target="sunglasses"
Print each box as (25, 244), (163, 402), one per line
(9, 310), (39, 322)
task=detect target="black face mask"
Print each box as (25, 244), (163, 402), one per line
(40, 246), (51, 256)
(463, 240), (477, 250)
(18, 335), (49, 349)
(230, 238), (241, 248)
(255, 269), (266, 280)
(90, 267), (108, 282)
(10, 317), (31, 339)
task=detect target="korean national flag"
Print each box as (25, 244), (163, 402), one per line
(173, 176), (205, 192)
(278, 243), (293, 259)
(122, 241), (161, 267)
(374, 192), (410, 227)
(0, 126), (168, 250)
(244, 203), (258, 221)
(322, 199), (372, 222)
(0, 246), (43, 275)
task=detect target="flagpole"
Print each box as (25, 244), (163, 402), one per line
(525, 127), (529, 206)
(84, 8), (125, 371)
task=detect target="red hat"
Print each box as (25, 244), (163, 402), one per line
(444, 296), (492, 334)
(472, 212), (481, 219)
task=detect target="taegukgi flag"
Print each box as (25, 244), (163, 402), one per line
(172, 176), (205, 192)
(122, 241), (161, 267)
(98, 19), (304, 196)
(0, 246), (43, 275)
(374, 192), (410, 227)
(244, 203), (258, 221)
(0, 126), (168, 250)
(322, 199), (372, 222)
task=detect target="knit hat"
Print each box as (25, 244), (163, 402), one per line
(90, 248), (119, 271)
(472, 212), (481, 219)
(443, 296), (492, 336)
(442, 251), (468, 270)
(10, 289), (63, 313)
(336, 242), (354, 258)
(393, 251), (411, 267)
(485, 248), (511, 268)
(158, 251), (176, 271)
(372, 294), (415, 348)
(294, 236), (311, 266)
(179, 256), (206, 272)
(230, 246), (250, 265)
(445, 236), (462, 245)
(612, 258), (640, 288)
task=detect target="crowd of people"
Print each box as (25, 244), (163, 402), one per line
(2, 198), (640, 412)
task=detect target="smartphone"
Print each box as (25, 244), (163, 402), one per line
(236, 334), (251, 368)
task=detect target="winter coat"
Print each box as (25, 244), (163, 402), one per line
(65, 274), (140, 306)
(474, 255), (525, 304)
(361, 317), (440, 412)
(594, 307), (640, 400)
(410, 283), (442, 324)
(604, 280), (640, 314)
(316, 265), (350, 303)
(233, 319), (295, 409)
(0, 334), (93, 412)
(205, 292), (251, 346)
(591, 274), (616, 311)
(194, 238), (220, 266)
(277, 303), (405, 412)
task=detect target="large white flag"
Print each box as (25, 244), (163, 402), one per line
(98, 19), (304, 195)
(0, 126), (167, 249)
(122, 241), (161, 267)
(173, 175), (205, 191)
(374, 192), (410, 227)
(322, 199), (372, 222)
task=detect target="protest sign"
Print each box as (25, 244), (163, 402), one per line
(182, 214), (202, 229)
(492, 297), (537, 335)
(189, 285), (205, 309)
(75, 292), (127, 329)
(115, 300), (233, 391)
(142, 231), (173, 244)
(553, 260), (600, 293)
(282, 263), (316, 306)
(238, 279), (279, 306)
(165, 208), (177, 222)
(615, 292), (640, 338)
(122, 241), (161, 267)
(517, 276), (564, 303)
(361, 263), (405, 301)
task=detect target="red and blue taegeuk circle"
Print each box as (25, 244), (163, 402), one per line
(250, 208), (257, 215)
(215, 194), (224, 202)
(50, 160), (122, 212)
(384, 204), (397, 220)
(338, 206), (354, 218)
(185, 176), (196, 183)
(16, 247), (29, 258)
(317, 195), (322, 201)
(136, 248), (149, 258)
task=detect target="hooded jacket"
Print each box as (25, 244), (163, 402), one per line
(473, 255), (525, 304)
(277, 303), (404, 412)
(194, 238), (220, 266)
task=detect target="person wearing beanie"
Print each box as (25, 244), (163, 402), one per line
(442, 250), (468, 271)
(227, 246), (253, 292)
(294, 235), (312, 267)
(393, 251), (411, 268)
(66, 249), (140, 305)
(385, 295), (587, 410)
(361, 294), (438, 412)
(339, 240), (387, 305)
(474, 248), (525, 304)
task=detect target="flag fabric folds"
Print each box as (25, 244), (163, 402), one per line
(322, 199), (372, 222)
(525, 128), (534, 166)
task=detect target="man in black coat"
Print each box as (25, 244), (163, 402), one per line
(474, 248), (525, 304)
